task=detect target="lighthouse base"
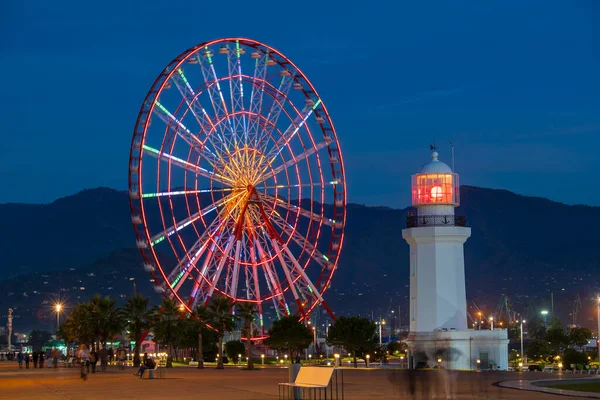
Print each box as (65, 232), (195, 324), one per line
(406, 330), (509, 371)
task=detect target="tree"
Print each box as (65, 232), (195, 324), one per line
(225, 340), (246, 363)
(563, 348), (587, 369)
(236, 301), (257, 370)
(29, 330), (53, 351)
(546, 326), (568, 354)
(207, 296), (237, 369)
(121, 294), (156, 367)
(58, 303), (95, 346)
(386, 341), (404, 356)
(568, 327), (593, 347)
(152, 298), (182, 367)
(89, 295), (124, 347)
(526, 317), (547, 341)
(327, 316), (378, 368)
(194, 305), (210, 369)
(526, 339), (552, 361)
(264, 316), (312, 362)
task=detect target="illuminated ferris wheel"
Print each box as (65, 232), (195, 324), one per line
(128, 38), (345, 337)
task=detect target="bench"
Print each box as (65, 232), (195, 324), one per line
(141, 364), (160, 379)
(278, 366), (341, 399)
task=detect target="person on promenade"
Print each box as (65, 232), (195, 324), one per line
(17, 351), (24, 369)
(134, 355), (155, 379)
(39, 351), (45, 368)
(77, 344), (90, 380)
(52, 348), (59, 368)
(116, 346), (127, 370)
(89, 349), (98, 373)
(142, 352), (149, 365)
(99, 345), (108, 372)
(108, 347), (114, 364)
(24, 353), (30, 369)
(32, 351), (38, 368)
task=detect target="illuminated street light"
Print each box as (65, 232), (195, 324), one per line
(54, 302), (64, 331)
(520, 319), (527, 365)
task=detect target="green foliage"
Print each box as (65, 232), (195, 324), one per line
(526, 317), (547, 340)
(193, 305), (211, 368)
(152, 298), (182, 367)
(386, 341), (404, 355)
(568, 327), (593, 347)
(526, 339), (552, 360)
(121, 294), (156, 367)
(89, 295), (124, 346)
(264, 315), (312, 361)
(236, 301), (257, 369)
(326, 316), (377, 368)
(563, 348), (588, 368)
(58, 303), (95, 345)
(207, 296), (237, 369)
(546, 326), (569, 353)
(29, 330), (53, 351)
(225, 340), (246, 362)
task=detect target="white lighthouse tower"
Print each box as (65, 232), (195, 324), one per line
(402, 149), (508, 370)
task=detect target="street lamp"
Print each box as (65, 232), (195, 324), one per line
(261, 354), (265, 365)
(520, 319), (527, 365)
(377, 318), (386, 366)
(284, 354), (288, 364)
(334, 353), (340, 367)
(54, 302), (64, 331)
(541, 310), (549, 327)
(597, 297), (600, 364)
(312, 327), (317, 355)
(366, 354), (370, 367)
(489, 316), (494, 330)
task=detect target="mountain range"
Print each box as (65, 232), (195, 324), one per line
(1, 186), (600, 332)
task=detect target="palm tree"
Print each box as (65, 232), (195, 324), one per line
(194, 305), (210, 369)
(153, 298), (181, 367)
(236, 302), (257, 370)
(90, 295), (124, 348)
(120, 295), (156, 367)
(207, 296), (237, 369)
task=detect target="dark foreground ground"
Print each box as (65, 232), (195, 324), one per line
(0, 362), (590, 399)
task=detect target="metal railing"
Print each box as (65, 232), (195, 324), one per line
(406, 215), (467, 228)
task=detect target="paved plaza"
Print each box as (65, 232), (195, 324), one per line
(0, 363), (594, 399)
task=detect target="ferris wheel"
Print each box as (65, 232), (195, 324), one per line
(129, 38), (345, 337)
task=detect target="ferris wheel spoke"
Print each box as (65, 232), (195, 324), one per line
(262, 103), (318, 162)
(152, 100), (220, 168)
(267, 211), (329, 269)
(255, 75), (294, 149)
(141, 187), (234, 199)
(256, 238), (290, 317)
(197, 48), (238, 148)
(271, 239), (307, 318)
(257, 140), (331, 184)
(260, 194), (333, 228)
(150, 196), (228, 246)
(169, 69), (229, 160)
(247, 53), (268, 143)
(165, 214), (226, 285)
(204, 237), (236, 300)
(143, 144), (234, 186)
(227, 41), (248, 143)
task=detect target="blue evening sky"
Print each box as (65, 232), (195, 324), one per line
(1, 1), (598, 207)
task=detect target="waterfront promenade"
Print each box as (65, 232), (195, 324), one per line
(0, 363), (591, 399)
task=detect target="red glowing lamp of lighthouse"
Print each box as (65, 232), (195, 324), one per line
(411, 151), (459, 207)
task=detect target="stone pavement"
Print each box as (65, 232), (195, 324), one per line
(0, 362), (592, 399)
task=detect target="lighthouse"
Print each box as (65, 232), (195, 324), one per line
(402, 149), (508, 370)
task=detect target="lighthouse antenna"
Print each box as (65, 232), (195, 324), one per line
(449, 142), (455, 172)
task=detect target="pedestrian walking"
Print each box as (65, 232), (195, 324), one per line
(117, 346), (127, 370)
(25, 353), (30, 369)
(77, 344), (90, 380)
(89, 349), (98, 373)
(39, 351), (45, 368)
(32, 351), (38, 368)
(52, 348), (59, 368)
(17, 351), (24, 369)
(99, 345), (108, 372)
(108, 347), (114, 364)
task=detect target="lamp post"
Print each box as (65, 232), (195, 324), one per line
(312, 327), (317, 355)
(325, 323), (331, 361)
(597, 298), (600, 363)
(541, 310), (549, 327)
(520, 319), (526, 365)
(334, 353), (340, 367)
(366, 354), (370, 368)
(377, 318), (386, 366)
(489, 316), (494, 330)
(261, 354), (265, 366)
